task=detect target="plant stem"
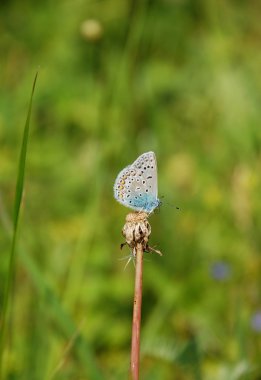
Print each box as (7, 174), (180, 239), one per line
(130, 242), (143, 380)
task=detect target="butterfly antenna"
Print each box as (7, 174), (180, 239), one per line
(159, 195), (180, 210)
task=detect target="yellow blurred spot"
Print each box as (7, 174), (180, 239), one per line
(49, 216), (86, 242)
(80, 19), (103, 42)
(178, 213), (197, 235)
(232, 165), (254, 230)
(165, 153), (195, 191)
(203, 185), (222, 209)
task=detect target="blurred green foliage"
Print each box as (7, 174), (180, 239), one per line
(1, 0), (261, 379)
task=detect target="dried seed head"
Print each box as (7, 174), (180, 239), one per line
(122, 212), (151, 254)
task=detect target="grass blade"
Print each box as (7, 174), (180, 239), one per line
(0, 72), (104, 380)
(0, 72), (38, 377)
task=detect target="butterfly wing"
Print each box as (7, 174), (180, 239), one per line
(114, 151), (159, 212)
(133, 151), (158, 199)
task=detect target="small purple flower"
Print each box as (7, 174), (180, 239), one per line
(210, 261), (231, 281)
(251, 311), (261, 332)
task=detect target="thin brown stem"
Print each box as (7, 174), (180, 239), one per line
(122, 212), (150, 379)
(130, 242), (143, 380)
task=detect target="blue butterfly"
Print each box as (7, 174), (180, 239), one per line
(114, 151), (160, 213)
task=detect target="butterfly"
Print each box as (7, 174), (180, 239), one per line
(114, 151), (160, 213)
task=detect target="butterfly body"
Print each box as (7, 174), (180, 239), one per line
(114, 151), (160, 213)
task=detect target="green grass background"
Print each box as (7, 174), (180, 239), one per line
(1, 0), (261, 379)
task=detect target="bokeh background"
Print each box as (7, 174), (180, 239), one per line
(1, 0), (261, 379)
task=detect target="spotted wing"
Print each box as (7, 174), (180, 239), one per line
(113, 151), (158, 212)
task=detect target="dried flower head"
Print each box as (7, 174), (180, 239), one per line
(122, 212), (151, 255)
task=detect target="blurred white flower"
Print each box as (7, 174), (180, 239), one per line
(80, 19), (103, 42)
